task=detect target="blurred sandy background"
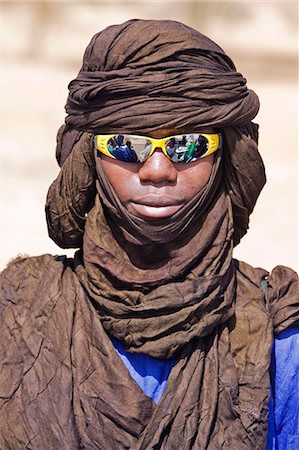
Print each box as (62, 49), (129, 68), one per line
(1, 1), (298, 272)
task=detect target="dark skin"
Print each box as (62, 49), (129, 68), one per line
(99, 128), (216, 221)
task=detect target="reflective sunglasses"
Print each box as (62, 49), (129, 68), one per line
(94, 133), (222, 163)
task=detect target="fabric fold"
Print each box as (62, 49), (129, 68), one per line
(1, 18), (297, 450)
(2, 255), (297, 449)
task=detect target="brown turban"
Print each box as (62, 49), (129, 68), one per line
(2, 20), (298, 450)
(46, 18), (266, 248)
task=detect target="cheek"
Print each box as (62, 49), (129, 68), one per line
(178, 157), (214, 200)
(99, 153), (215, 207)
(100, 156), (139, 203)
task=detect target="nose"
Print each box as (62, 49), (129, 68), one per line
(138, 148), (178, 185)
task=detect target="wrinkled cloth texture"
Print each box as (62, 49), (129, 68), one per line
(48, 18), (265, 248)
(1, 19), (298, 450)
(1, 256), (298, 450)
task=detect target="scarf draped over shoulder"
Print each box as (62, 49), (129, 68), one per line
(1, 19), (298, 450)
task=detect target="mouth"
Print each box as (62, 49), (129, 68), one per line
(130, 194), (184, 220)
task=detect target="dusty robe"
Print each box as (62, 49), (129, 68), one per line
(1, 19), (298, 449)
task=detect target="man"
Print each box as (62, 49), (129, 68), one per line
(1, 19), (298, 450)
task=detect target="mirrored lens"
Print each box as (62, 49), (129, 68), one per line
(104, 134), (213, 163)
(166, 134), (209, 162)
(107, 135), (152, 162)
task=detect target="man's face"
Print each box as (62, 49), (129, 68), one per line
(99, 129), (215, 221)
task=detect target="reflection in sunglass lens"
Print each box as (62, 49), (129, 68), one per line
(126, 136), (152, 162)
(107, 135), (138, 162)
(165, 134), (209, 162)
(194, 135), (209, 156)
(107, 135), (154, 163)
(104, 133), (214, 163)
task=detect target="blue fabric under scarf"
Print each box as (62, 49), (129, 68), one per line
(266, 328), (299, 450)
(112, 337), (176, 404)
(113, 329), (299, 448)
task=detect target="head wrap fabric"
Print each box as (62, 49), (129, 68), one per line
(47, 131), (95, 248)
(64, 19), (259, 135)
(44, 17), (281, 449)
(47, 18), (265, 248)
(2, 18), (299, 450)
(45, 15), (269, 365)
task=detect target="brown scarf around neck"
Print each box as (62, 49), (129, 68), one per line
(75, 152), (235, 359)
(35, 18), (299, 449)
(1, 249), (298, 449)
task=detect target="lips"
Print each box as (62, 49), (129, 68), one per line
(130, 194), (184, 220)
(133, 194), (183, 207)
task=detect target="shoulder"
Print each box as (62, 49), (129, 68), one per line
(0, 254), (81, 448)
(267, 266), (299, 333)
(0, 253), (79, 382)
(233, 259), (298, 293)
(234, 260), (299, 332)
(0, 253), (80, 323)
(1, 252), (68, 278)
(1, 253), (70, 306)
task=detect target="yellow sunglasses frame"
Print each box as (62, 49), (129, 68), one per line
(94, 133), (222, 161)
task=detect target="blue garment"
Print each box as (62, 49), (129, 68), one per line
(112, 337), (175, 404)
(266, 328), (299, 450)
(113, 329), (299, 448)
